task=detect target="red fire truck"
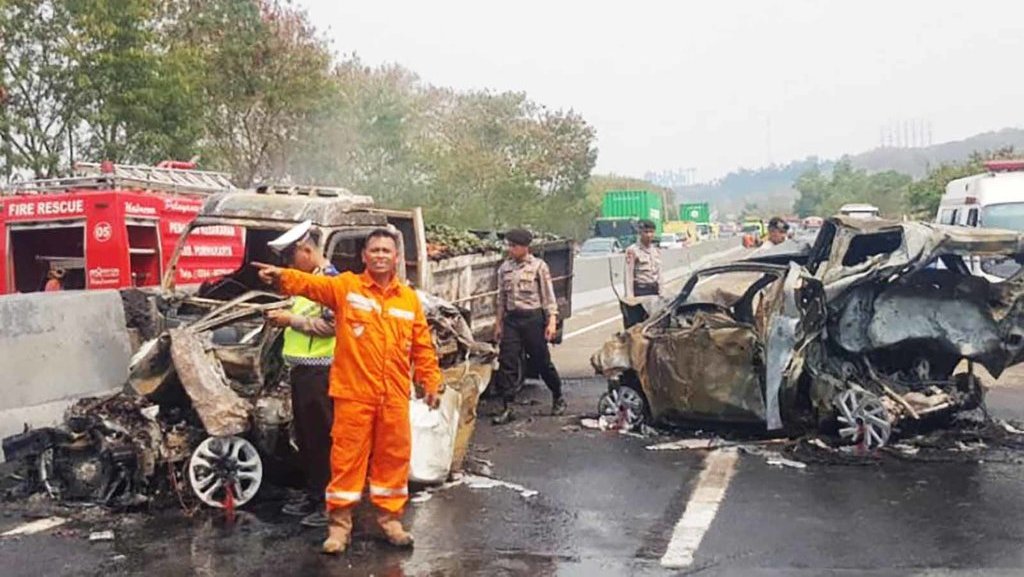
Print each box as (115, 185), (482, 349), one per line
(0, 162), (244, 295)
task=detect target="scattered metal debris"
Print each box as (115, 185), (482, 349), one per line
(646, 438), (724, 451)
(999, 420), (1024, 435)
(88, 530), (115, 542)
(3, 288), (495, 511)
(410, 472), (539, 503)
(765, 456), (807, 470)
(460, 474), (539, 499)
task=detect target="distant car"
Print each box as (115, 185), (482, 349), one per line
(838, 203), (880, 219)
(578, 237), (623, 258)
(659, 233), (685, 249)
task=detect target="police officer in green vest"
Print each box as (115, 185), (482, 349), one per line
(265, 220), (339, 528)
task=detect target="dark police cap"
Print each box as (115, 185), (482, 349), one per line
(638, 219), (656, 231)
(505, 228), (533, 246)
(768, 217), (789, 232)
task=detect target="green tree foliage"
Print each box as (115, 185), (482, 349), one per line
(906, 147), (1017, 218)
(0, 0), (79, 178)
(793, 158), (912, 218)
(167, 0), (334, 185)
(1, 0), (598, 238)
(420, 91), (597, 238)
(69, 0), (202, 163)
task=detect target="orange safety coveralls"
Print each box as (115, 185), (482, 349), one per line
(280, 269), (442, 514)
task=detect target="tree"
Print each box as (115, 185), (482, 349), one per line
(0, 0), (80, 178)
(906, 147), (1018, 218)
(69, 0), (203, 163)
(793, 159), (911, 218)
(168, 0), (334, 185)
(417, 90), (596, 237)
(289, 59), (430, 205)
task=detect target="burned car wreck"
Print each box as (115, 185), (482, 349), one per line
(592, 217), (1024, 449)
(2, 287), (494, 510)
(2, 188), (497, 510)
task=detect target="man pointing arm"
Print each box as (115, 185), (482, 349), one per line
(256, 227), (441, 555)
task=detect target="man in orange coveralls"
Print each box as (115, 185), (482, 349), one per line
(255, 228), (442, 555)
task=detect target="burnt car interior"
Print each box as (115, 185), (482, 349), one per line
(669, 267), (784, 329)
(841, 230), (902, 267)
(193, 228), (290, 302)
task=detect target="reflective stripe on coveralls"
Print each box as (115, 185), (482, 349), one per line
(279, 269), (441, 514)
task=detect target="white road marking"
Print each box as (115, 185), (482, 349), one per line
(1, 516), (68, 537)
(660, 448), (739, 569)
(564, 244), (747, 341)
(561, 314), (622, 341)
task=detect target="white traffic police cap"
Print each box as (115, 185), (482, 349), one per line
(267, 220), (313, 254)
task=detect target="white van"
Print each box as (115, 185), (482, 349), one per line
(936, 160), (1024, 279)
(936, 160), (1024, 230)
(838, 203), (880, 219)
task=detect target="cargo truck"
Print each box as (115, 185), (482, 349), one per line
(679, 201), (714, 241)
(594, 189), (664, 245)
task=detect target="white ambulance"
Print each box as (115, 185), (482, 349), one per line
(936, 159), (1024, 278)
(937, 160), (1024, 229)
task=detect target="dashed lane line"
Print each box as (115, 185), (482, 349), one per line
(660, 448), (739, 569)
(563, 245), (746, 342)
(561, 314), (623, 341)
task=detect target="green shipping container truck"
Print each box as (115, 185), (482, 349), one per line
(679, 202), (710, 224)
(598, 189), (664, 236)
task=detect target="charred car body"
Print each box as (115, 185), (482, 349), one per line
(592, 216), (1024, 448)
(4, 185), (578, 508)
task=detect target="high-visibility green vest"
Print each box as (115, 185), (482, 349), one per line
(281, 295), (335, 364)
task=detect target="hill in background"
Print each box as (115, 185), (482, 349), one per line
(674, 127), (1024, 218)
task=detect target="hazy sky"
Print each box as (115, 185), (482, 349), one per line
(300, 0), (1024, 182)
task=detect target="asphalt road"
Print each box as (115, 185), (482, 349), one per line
(5, 243), (1024, 576)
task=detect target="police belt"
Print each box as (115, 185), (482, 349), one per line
(504, 308), (546, 319)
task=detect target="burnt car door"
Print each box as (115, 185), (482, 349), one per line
(637, 265), (788, 426)
(633, 262), (825, 430)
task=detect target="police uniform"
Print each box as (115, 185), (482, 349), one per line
(268, 221), (338, 521)
(494, 229), (564, 418)
(625, 241), (662, 297)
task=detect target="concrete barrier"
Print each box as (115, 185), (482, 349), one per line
(0, 290), (131, 446)
(571, 238), (742, 311)
(571, 238), (740, 293)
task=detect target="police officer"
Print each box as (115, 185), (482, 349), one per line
(764, 216), (790, 247)
(265, 220), (338, 528)
(624, 219), (662, 298)
(493, 228), (565, 425)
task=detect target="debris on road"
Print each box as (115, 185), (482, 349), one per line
(592, 216), (1024, 451)
(410, 471), (539, 503)
(890, 443), (921, 456)
(580, 416), (621, 431)
(2, 287), (495, 512)
(88, 530), (115, 542)
(460, 474), (539, 499)
(999, 420), (1024, 435)
(646, 438), (725, 451)
(765, 456), (807, 470)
